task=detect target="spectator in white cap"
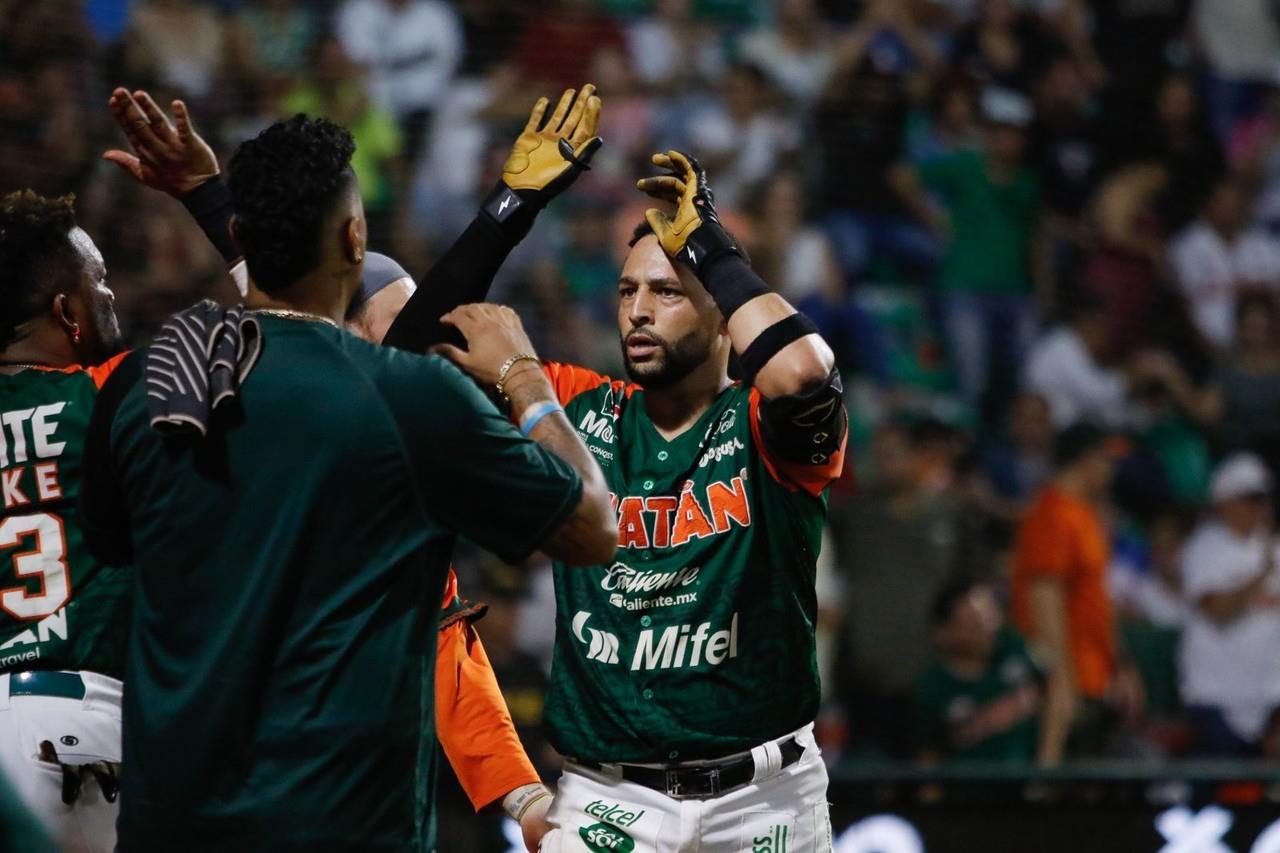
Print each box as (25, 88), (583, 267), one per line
(1179, 452), (1280, 755)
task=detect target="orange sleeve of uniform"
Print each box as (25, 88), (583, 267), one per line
(434, 620), (540, 812)
(747, 388), (847, 499)
(541, 362), (636, 408)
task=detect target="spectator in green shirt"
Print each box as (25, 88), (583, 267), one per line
(892, 87), (1049, 427)
(915, 576), (1045, 764)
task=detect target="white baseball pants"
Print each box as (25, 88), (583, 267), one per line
(539, 724), (832, 853)
(0, 671), (121, 853)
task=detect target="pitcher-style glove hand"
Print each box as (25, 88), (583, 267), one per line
(636, 149), (741, 279)
(482, 84), (602, 240)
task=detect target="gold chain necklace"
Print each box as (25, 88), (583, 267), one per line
(0, 361), (51, 371)
(250, 308), (341, 330)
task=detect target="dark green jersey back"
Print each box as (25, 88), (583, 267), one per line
(0, 358), (131, 679)
(539, 363), (844, 764)
(82, 318), (582, 852)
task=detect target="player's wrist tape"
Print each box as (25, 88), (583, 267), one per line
(519, 399), (563, 436)
(737, 313), (819, 385)
(503, 783), (552, 822)
(180, 176), (240, 265)
(675, 217), (744, 282)
(495, 353), (541, 400)
(480, 180), (539, 243)
(691, 248), (768, 319)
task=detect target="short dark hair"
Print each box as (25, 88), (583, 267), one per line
(228, 115), (357, 293)
(1052, 422), (1107, 469)
(0, 190), (79, 349)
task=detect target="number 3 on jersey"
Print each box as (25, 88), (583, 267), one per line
(0, 513), (70, 620)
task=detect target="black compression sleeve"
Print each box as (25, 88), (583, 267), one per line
(380, 214), (518, 351)
(180, 178), (239, 265)
(699, 254), (771, 318)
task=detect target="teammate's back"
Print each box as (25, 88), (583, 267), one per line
(86, 317), (583, 850)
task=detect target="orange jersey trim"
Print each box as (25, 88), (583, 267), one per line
(541, 362), (637, 408)
(26, 350), (132, 389)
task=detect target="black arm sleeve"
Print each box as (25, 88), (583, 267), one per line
(757, 368), (848, 467)
(180, 178), (240, 265)
(380, 214), (520, 352)
(79, 351), (145, 566)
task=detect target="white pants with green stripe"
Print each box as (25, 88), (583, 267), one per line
(539, 724), (832, 853)
(0, 671), (121, 853)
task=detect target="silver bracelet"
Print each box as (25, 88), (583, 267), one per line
(495, 353), (541, 400)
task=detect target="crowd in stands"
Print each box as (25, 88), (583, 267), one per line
(6, 0), (1280, 812)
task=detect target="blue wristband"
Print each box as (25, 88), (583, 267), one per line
(519, 400), (563, 437)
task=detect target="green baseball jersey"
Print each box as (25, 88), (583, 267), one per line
(540, 363), (846, 764)
(0, 356), (132, 680)
(914, 628), (1044, 763)
(79, 318), (583, 853)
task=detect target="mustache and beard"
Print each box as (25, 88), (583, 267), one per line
(620, 325), (716, 388)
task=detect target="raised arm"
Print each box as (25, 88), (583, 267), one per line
(637, 151), (847, 485)
(103, 84), (602, 351)
(381, 85), (602, 351)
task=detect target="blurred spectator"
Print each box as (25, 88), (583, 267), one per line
(905, 75), (980, 165)
(1113, 509), (1193, 630)
(1195, 293), (1280, 478)
(0, 0), (97, 195)
(684, 63), (796, 208)
(455, 0), (529, 76)
(336, 0), (464, 162)
(627, 0), (727, 93)
(1192, 0), (1280, 139)
(1076, 164), (1180, 359)
(1170, 175), (1280, 350)
(125, 0), (228, 100)
(1022, 292), (1129, 429)
(892, 87), (1046, 426)
(915, 577), (1043, 764)
(1091, 0), (1190, 148)
(980, 389), (1054, 509)
(1231, 68), (1280, 236)
(1031, 55), (1106, 227)
(817, 1), (942, 285)
(283, 34), (404, 247)
(949, 0), (1063, 91)
(747, 170), (889, 379)
(1133, 72), (1224, 234)
(832, 421), (977, 758)
(736, 0), (833, 105)
(748, 171), (842, 306)
(511, 0), (627, 94)
(1012, 424), (1140, 763)
(1179, 453), (1280, 756)
(227, 0), (318, 95)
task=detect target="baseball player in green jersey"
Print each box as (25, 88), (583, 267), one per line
(0, 190), (131, 852)
(530, 154), (847, 853)
(79, 112), (616, 853)
(413, 150), (849, 848)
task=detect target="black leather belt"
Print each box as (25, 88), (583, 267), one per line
(580, 736), (805, 800)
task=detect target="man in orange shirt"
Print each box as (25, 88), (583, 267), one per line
(1012, 424), (1142, 764)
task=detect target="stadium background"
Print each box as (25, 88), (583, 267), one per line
(5, 0), (1280, 850)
